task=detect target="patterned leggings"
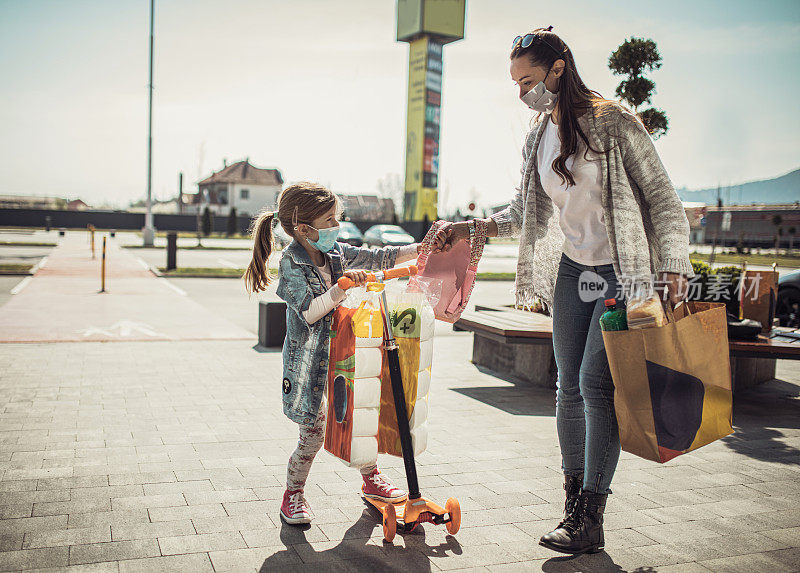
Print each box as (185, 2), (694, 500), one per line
(286, 404), (377, 492)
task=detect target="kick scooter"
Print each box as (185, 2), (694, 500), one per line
(338, 265), (461, 542)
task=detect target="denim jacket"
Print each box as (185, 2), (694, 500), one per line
(275, 240), (400, 425)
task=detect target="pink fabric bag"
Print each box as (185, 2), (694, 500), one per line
(414, 220), (487, 323)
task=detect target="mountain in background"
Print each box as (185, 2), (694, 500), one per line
(677, 168), (800, 205)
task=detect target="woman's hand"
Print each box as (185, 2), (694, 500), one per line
(342, 269), (369, 286)
(661, 272), (689, 308)
(431, 222), (471, 253)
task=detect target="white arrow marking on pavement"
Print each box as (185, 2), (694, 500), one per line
(10, 277), (32, 295)
(111, 320), (160, 337)
(80, 326), (116, 337)
(79, 320), (162, 338)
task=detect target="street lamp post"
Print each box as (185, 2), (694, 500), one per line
(142, 0), (156, 246)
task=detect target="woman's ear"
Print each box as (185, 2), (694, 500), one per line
(553, 59), (566, 78)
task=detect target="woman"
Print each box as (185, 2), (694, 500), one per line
(433, 26), (694, 555)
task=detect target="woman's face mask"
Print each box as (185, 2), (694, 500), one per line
(521, 65), (558, 113)
(306, 224), (340, 253)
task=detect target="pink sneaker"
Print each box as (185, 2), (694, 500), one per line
(280, 489), (312, 525)
(362, 470), (408, 503)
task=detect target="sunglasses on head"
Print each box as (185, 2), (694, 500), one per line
(511, 26), (559, 53)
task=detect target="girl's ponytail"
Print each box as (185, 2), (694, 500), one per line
(244, 210), (275, 294)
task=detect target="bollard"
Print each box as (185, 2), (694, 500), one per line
(45, 216), (52, 232)
(91, 229), (95, 259)
(58, 228), (65, 237)
(166, 231), (178, 271)
(100, 236), (107, 293)
(110, 229), (116, 238)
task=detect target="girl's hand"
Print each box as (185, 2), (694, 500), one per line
(431, 222), (470, 253)
(342, 269), (369, 286)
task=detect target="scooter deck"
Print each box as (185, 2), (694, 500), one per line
(364, 495), (447, 525)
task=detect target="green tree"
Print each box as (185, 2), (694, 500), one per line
(226, 207), (238, 237)
(608, 37), (669, 138)
(202, 206), (213, 237)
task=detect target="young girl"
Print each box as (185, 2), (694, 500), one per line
(245, 182), (421, 525)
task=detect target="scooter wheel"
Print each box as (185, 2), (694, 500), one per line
(382, 503), (397, 542)
(445, 498), (461, 534)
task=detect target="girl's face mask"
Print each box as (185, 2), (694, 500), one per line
(521, 65), (558, 113)
(306, 224), (340, 253)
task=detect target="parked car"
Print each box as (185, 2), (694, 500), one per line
(336, 221), (364, 246)
(777, 269), (800, 327)
(362, 224), (415, 247)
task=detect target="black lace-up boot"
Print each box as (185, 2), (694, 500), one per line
(539, 490), (607, 555)
(539, 474), (582, 547)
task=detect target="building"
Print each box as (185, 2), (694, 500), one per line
(0, 195), (66, 210)
(67, 199), (90, 211)
(702, 204), (800, 248)
(187, 159), (283, 217)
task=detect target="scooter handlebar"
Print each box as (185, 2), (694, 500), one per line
(337, 265), (418, 290)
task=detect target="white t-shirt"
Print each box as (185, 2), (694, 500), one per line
(536, 116), (614, 266)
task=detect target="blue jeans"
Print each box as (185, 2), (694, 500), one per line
(552, 252), (624, 494)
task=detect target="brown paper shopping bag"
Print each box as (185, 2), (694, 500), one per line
(602, 301), (733, 463)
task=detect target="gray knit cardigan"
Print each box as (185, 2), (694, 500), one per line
(490, 102), (695, 316)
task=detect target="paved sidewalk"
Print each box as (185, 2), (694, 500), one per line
(0, 234), (251, 343)
(0, 232), (798, 571)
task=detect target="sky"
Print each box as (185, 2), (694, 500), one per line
(1, 0), (798, 213)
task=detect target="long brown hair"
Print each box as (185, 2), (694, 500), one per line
(512, 27), (619, 187)
(244, 182), (338, 294)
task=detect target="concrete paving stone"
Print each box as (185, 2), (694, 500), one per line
(25, 561), (119, 572)
(67, 509), (150, 530)
(106, 472), (176, 486)
(157, 530), (246, 555)
(142, 480), (214, 495)
(70, 464), (139, 478)
(22, 524), (112, 550)
(240, 524), (329, 548)
(208, 545), (303, 571)
(110, 493), (187, 510)
(468, 492), (548, 510)
(183, 488), (258, 505)
(696, 548), (799, 572)
(147, 502), (226, 522)
(0, 502), (33, 518)
(68, 539), (160, 566)
(426, 542), (521, 570)
(759, 526), (800, 547)
(639, 489), (718, 507)
(0, 546), (69, 570)
(111, 519), (195, 542)
(0, 479), (37, 492)
(0, 533), (24, 552)
(0, 515), (67, 535)
(117, 552), (214, 572)
(191, 514), (276, 535)
(68, 485), (144, 501)
(32, 497), (110, 517)
(639, 502), (724, 524)
(3, 467), (73, 481)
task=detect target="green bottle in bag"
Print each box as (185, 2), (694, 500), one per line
(600, 298), (628, 331)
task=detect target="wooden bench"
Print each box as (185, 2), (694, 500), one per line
(453, 305), (800, 391)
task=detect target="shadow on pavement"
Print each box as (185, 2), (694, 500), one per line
(542, 551), (655, 572)
(451, 365), (556, 417)
(723, 377), (800, 464)
(258, 506), (462, 572)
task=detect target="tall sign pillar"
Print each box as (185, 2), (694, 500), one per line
(396, 0), (465, 234)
